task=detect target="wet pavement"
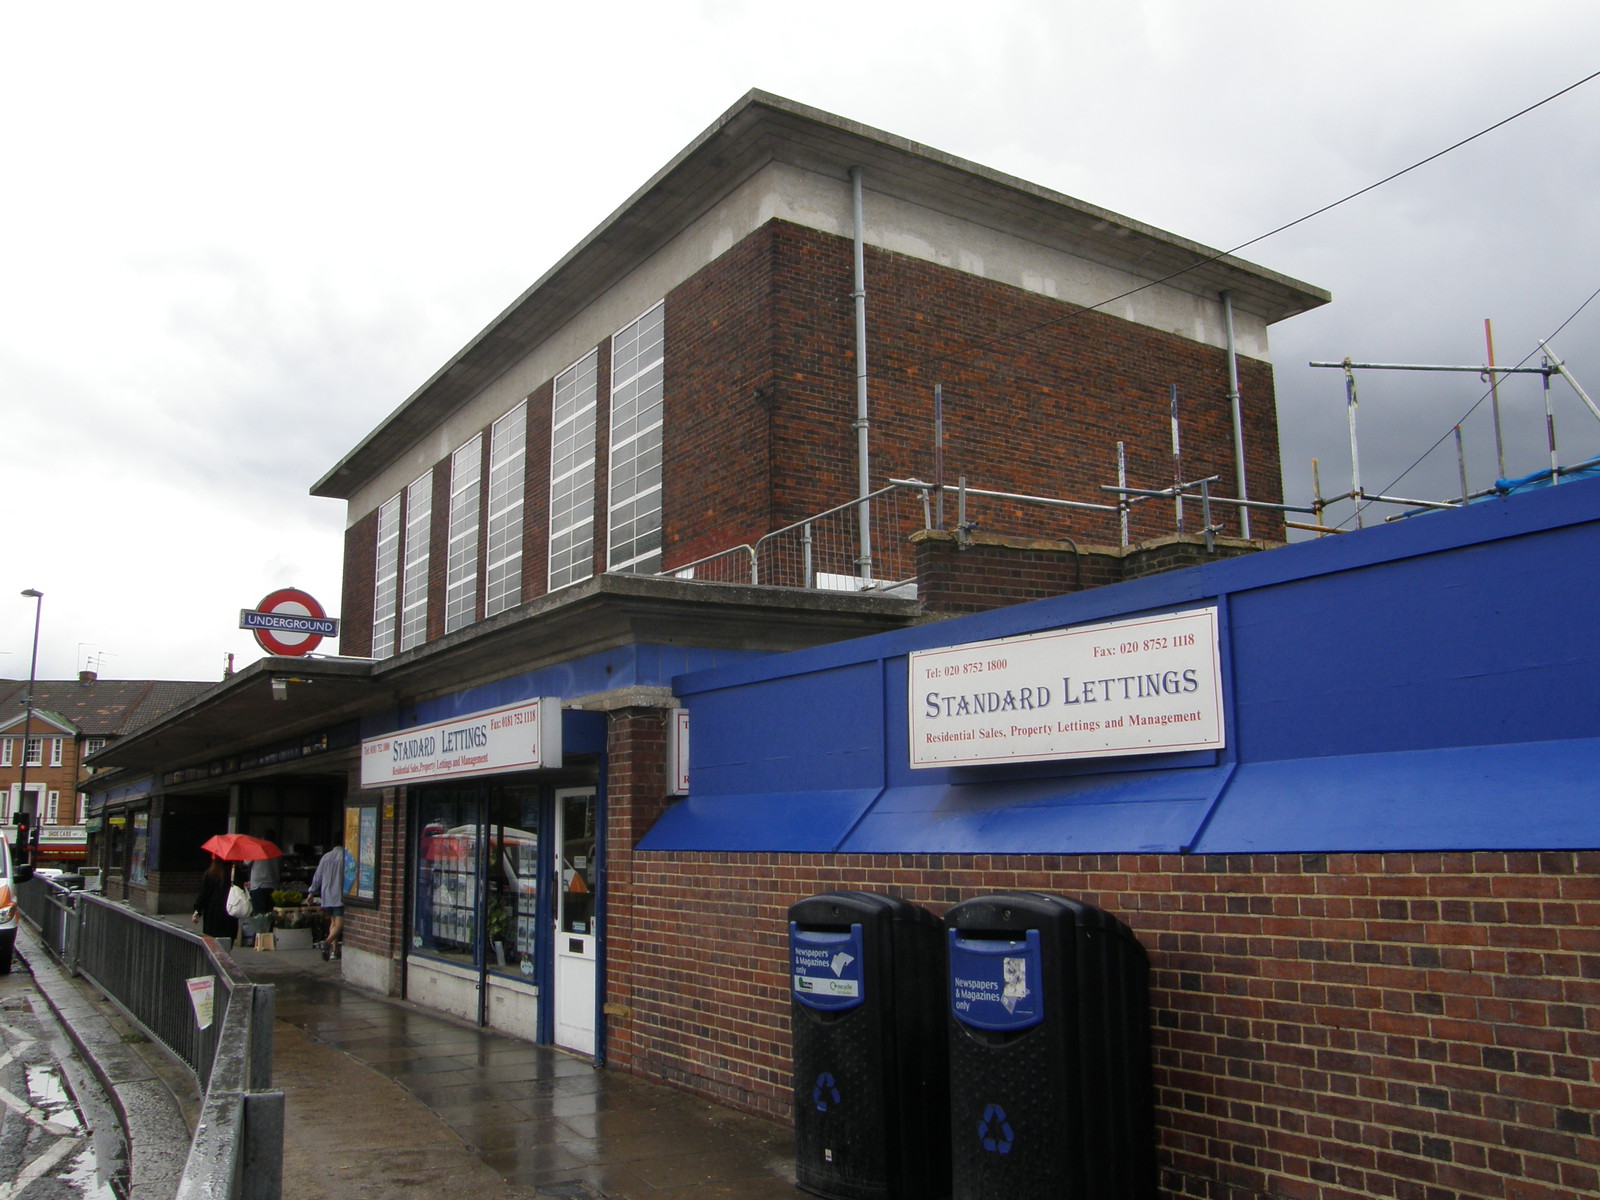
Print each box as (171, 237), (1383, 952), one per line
(0, 963), (119, 1199)
(65, 931), (800, 1200)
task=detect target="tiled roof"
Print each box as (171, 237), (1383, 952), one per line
(0, 678), (213, 738)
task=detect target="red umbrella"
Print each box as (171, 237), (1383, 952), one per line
(200, 833), (283, 862)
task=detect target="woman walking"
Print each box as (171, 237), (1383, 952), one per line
(191, 857), (242, 942)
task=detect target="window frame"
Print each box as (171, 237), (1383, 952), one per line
(444, 434), (484, 634)
(485, 402), (528, 617)
(371, 492), (402, 658)
(606, 303), (665, 576)
(399, 470), (434, 652)
(549, 350), (600, 593)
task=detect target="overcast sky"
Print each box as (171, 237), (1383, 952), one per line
(4, 2), (1597, 684)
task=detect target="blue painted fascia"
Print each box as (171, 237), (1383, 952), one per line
(359, 643), (770, 739)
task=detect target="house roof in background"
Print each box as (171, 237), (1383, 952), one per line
(0, 678), (214, 740)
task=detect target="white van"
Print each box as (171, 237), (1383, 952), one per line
(0, 835), (35, 974)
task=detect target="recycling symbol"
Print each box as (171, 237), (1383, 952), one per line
(813, 1072), (842, 1113)
(978, 1103), (1014, 1154)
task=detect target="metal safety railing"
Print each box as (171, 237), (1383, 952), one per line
(668, 483), (930, 590)
(660, 473), (1259, 594)
(18, 877), (283, 1200)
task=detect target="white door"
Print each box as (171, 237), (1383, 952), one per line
(552, 787), (598, 1055)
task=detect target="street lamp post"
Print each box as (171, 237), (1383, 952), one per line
(16, 589), (42, 865)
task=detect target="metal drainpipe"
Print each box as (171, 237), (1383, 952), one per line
(851, 166), (872, 585)
(1221, 291), (1250, 539)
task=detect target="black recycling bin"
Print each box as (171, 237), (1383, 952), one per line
(789, 891), (950, 1200)
(944, 892), (1154, 1200)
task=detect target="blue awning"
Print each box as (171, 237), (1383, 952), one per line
(1191, 738), (1600, 853)
(637, 766), (1237, 855)
(637, 739), (1600, 855)
(840, 766), (1235, 855)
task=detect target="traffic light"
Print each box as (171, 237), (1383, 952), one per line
(12, 812), (29, 866)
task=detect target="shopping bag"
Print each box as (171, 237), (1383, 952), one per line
(226, 884), (253, 919)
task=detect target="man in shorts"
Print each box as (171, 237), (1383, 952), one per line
(309, 832), (347, 960)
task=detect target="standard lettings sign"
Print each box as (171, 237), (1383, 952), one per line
(360, 698), (562, 787)
(909, 607), (1223, 767)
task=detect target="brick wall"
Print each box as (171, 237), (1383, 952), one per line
(341, 508), (379, 657)
(911, 530), (1268, 616)
(604, 846), (1600, 1200)
(592, 340), (613, 579)
(749, 222), (1284, 547)
(665, 229), (779, 565)
(597, 708), (672, 1069)
(521, 379), (554, 602)
(425, 458), (450, 643)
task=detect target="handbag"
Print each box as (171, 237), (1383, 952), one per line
(226, 883), (253, 919)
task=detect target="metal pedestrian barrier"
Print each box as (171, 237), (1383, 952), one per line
(17, 877), (283, 1200)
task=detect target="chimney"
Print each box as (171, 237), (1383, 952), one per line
(79, 670), (97, 684)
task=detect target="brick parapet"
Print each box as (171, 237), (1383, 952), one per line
(912, 529), (1272, 615)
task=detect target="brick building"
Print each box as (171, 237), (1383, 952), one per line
(1, 672), (209, 868)
(85, 91), (1369, 1195)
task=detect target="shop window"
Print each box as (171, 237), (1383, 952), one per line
(415, 793), (483, 968)
(129, 812), (150, 886)
(413, 786), (541, 981)
(486, 789), (541, 979)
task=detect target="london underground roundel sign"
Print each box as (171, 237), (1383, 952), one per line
(240, 588), (340, 657)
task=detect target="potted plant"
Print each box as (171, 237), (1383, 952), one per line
(269, 889), (325, 949)
(488, 901), (513, 965)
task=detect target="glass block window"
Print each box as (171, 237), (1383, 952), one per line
(549, 350), (599, 591)
(444, 434), (483, 634)
(607, 303), (665, 574)
(371, 493), (402, 658)
(399, 470), (433, 652)
(485, 404), (527, 617)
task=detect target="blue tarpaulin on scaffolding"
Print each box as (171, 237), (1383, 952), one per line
(1493, 457), (1600, 495)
